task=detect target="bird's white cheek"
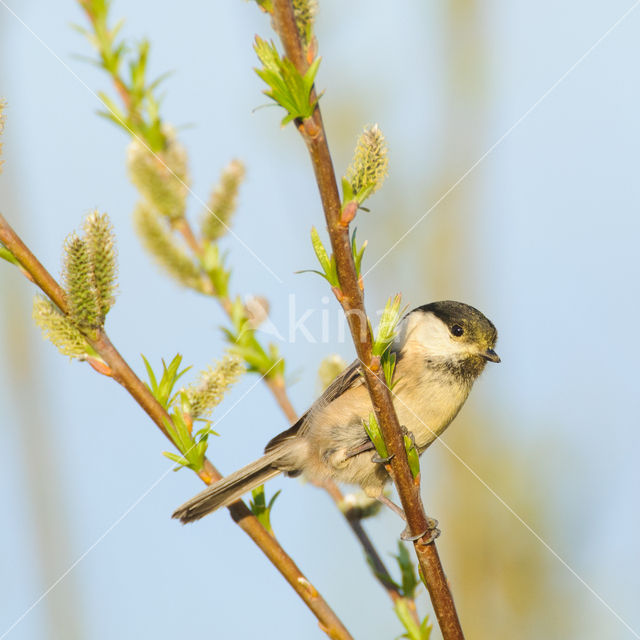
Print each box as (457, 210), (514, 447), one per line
(399, 312), (461, 358)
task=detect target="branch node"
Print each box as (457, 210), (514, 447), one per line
(340, 201), (358, 226)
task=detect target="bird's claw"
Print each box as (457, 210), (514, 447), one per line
(401, 425), (417, 448)
(400, 518), (440, 544)
(371, 452), (395, 464)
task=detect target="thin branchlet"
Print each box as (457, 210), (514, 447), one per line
(201, 159), (245, 242)
(83, 210), (117, 319)
(184, 355), (245, 419)
(133, 203), (205, 291)
(127, 128), (189, 222)
(346, 124), (389, 201)
(32, 295), (93, 358)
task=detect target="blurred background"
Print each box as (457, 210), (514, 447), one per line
(1, 1), (639, 638)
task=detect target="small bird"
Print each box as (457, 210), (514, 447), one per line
(173, 301), (499, 524)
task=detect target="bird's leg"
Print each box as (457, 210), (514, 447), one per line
(370, 425), (439, 542)
(344, 440), (376, 460)
(371, 452), (395, 464)
(376, 495), (440, 543)
(400, 424), (418, 450)
(377, 494), (408, 520)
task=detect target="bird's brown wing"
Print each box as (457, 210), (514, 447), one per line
(264, 359), (363, 453)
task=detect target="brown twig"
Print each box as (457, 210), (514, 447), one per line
(320, 479), (406, 605)
(270, 2), (465, 637)
(0, 212), (353, 640)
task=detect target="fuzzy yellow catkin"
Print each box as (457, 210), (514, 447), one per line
(32, 295), (92, 358)
(185, 355), (245, 419)
(201, 159), (245, 242)
(293, 0), (318, 45)
(62, 233), (101, 330)
(133, 202), (205, 292)
(127, 127), (189, 222)
(83, 211), (117, 320)
(346, 124), (389, 199)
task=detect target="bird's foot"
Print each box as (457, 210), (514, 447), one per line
(376, 496), (441, 543)
(400, 425), (417, 448)
(371, 452), (395, 464)
(400, 517), (440, 544)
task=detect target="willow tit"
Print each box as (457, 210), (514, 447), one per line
(173, 301), (499, 523)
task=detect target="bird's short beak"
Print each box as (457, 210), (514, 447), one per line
(482, 348), (501, 363)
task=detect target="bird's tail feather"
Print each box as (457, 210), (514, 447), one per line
(172, 452), (282, 523)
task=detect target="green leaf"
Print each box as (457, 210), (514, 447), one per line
(382, 351), (397, 389)
(341, 176), (354, 205)
(162, 451), (190, 470)
(403, 433), (420, 479)
(393, 598), (430, 640)
(394, 541), (419, 599)
(148, 69), (174, 92)
(310, 226), (330, 273)
(364, 555), (400, 592)
(97, 91), (126, 128)
(249, 485), (281, 533)
(77, 2), (169, 151)
(142, 353), (191, 409)
(419, 616), (432, 639)
(0, 244), (18, 266)
(363, 412), (388, 460)
(302, 56), (321, 96)
(141, 354), (158, 394)
(309, 227), (338, 286)
(373, 294), (403, 357)
(351, 228), (367, 276)
(254, 0), (274, 12)
(201, 243), (231, 299)
(254, 37), (320, 125)
(162, 409), (213, 474)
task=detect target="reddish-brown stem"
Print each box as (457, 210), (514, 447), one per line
(270, 2), (464, 637)
(264, 376), (298, 424)
(173, 218), (203, 257)
(0, 212), (353, 640)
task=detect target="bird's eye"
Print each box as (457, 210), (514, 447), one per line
(451, 324), (464, 337)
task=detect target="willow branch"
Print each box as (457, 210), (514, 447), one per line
(0, 212), (353, 640)
(79, 3), (131, 111)
(270, 2), (464, 637)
